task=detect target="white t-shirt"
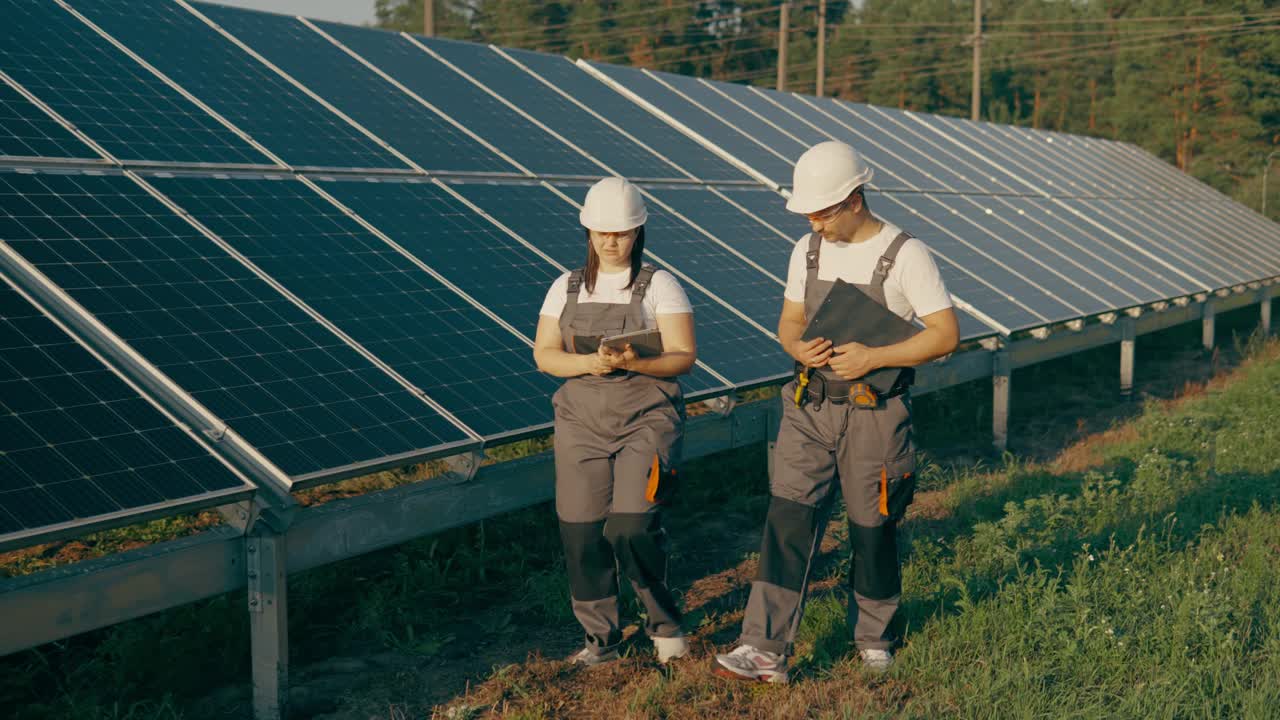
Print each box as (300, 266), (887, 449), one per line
(539, 267), (693, 328)
(783, 221), (953, 323)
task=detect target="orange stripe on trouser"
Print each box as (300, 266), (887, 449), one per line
(646, 456), (661, 503)
(879, 465), (888, 516)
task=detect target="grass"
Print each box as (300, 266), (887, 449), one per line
(2, 304), (1277, 718)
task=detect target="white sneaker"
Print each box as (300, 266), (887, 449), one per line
(570, 645), (619, 667)
(859, 648), (893, 672)
(653, 635), (689, 664)
(712, 644), (788, 684)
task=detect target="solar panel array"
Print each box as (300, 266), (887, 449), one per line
(1, 0), (1277, 550)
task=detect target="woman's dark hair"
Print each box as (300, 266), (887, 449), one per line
(583, 226), (645, 294)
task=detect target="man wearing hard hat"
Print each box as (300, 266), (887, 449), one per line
(715, 142), (959, 682)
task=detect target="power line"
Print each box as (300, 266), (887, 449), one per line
(485, 2), (784, 44)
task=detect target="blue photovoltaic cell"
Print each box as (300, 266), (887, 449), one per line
(150, 174), (561, 438)
(586, 61), (795, 186)
(874, 195), (1049, 332)
(1053, 199), (1212, 292)
(0, 169), (467, 479)
(71, 0), (405, 170)
(888, 194), (1083, 323)
(1199, 202), (1280, 272)
(1089, 198), (1239, 287)
(0, 282), (248, 545)
(0, 81), (97, 159)
(859, 105), (1034, 194)
(1138, 199), (1279, 279)
(652, 71), (810, 160)
(446, 181), (787, 387)
(834, 102), (987, 194)
(757, 92), (923, 191)
(708, 82), (833, 149)
(995, 126), (1127, 198)
(314, 21), (599, 178)
(195, 4), (515, 175)
(912, 113), (1081, 197)
(0, 0), (270, 166)
(315, 177), (563, 340)
(925, 196), (1115, 315)
(421, 39), (684, 181)
(991, 197), (1186, 302)
(641, 186), (794, 281)
(505, 49), (751, 183)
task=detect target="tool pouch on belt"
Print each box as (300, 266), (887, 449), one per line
(645, 456), (679, 505)
(878, 451), (917, 522)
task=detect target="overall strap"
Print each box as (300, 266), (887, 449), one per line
(805, 232), (822, 291)
(871, 232), (912, 289)
(562, 268), (584, 352)
(627, 264), (658, 328)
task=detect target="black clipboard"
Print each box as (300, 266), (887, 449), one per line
(801, 279), (920, 392)
(600, 328), (664, 358)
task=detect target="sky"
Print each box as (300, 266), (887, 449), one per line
(204, 0), (378, 26)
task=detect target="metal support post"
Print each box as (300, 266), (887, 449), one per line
(1202, 298), (1216, 350)
(1119, 315), (1136, 399)
(992, 348), (1010, 453)
(248, 526), (289, 720)
(1262, 287), (1272, 336)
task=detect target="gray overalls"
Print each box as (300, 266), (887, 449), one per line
(738, 231), (918, 655)
(554, 264), (685, 655)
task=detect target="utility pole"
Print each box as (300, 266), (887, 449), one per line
(1264, 150), (1279, 217)
(424, 0), (434, 36)
(777, 2), (790, 92)
(816, 0), (826, 96)
(970, 0), (982, 121)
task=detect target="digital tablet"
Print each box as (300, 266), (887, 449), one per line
(600, 328), (664, 358)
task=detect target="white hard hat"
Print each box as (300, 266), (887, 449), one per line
(785, 141), (874, 214)
(579, 177), (648, 232)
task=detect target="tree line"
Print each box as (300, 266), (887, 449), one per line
(373, 0), (1280, 217)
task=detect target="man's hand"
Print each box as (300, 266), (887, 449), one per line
(828, 342), (880, 379)
(580, 349), (614, 376)
(789, 337), (833, 368)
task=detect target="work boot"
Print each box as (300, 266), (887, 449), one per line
(570, 645), (620, 667)
(653, 635), (689, 664)
(859, 648), (893, 672)
(712, 644), (788, 684)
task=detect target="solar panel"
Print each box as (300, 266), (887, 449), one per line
(0, 80), (97, 160)
(908, 112), (1080, 197)
(1147, 200), (1280, 278)
(831, 101), (989, 194)
(444, 180), (788, 387)
(1052, 198), (1212, 292)
(1089, 198), (1240, 287)
(312, 21), (601, 178)
(315, 176), (564, 341)
(194, 3), (515, 175)
(149, 173), (563, 439)
(994, 126), (1128, 197)
(651, 72), (811, 160)
(503, 49), (751, 183)
(69, 0), (406, 171)
(0, 0), (270, 166)
(585, 61), (795, 186)
(751, 91), (923, 191)
(639, 186), (794, 280)
(924, 196), (1117, 314)
(0, 169), (468, 480)
(0, 278), (251, 550)
(989, 197), (1182, 303)
(418, 38), (689, 182)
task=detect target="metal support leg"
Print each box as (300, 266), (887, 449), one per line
(248, 527), (289, 720)
(1262, 290), (1272, 336)
(1202, 299), (1216, 350)
(1120, 316), (1136, 399)
(992, 349), (1011, 453)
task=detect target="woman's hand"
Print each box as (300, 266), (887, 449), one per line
(598, 343), (637, 371)
(579, 350), (614, 376)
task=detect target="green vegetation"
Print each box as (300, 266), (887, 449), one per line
(374, 0), (1280, 219)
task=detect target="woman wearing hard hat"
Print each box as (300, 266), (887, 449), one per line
(714, 142), (960, 682)
(533, 177), (697, 666)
